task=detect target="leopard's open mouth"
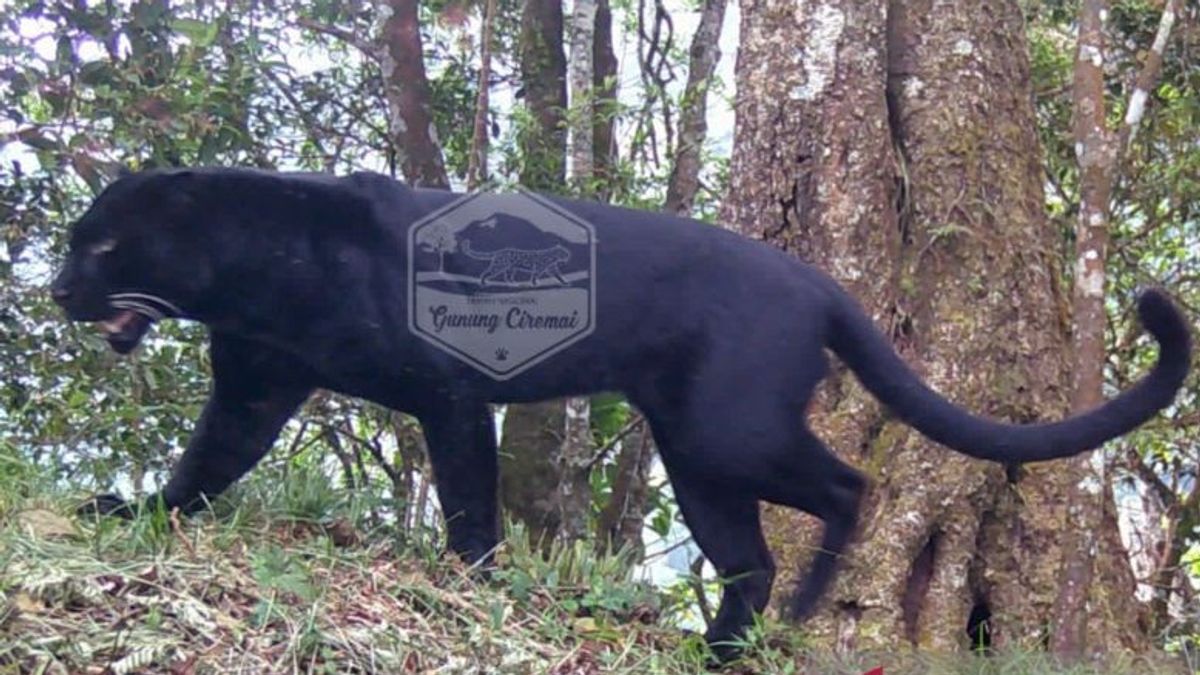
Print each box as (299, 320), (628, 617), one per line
(100, 309), (153, 354)
(99, 293), (182, 354)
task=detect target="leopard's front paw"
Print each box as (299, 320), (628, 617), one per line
(76, 493), (136, 519)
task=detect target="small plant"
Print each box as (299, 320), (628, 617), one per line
(277, 463), (345, 522)
(498, 521), (661, 625)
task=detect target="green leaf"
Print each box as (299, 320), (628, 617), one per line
(55, 35), (74, 70)
(66, 389), (89, 409)
(170, 18), (218, 47)
(78, 61), (114, 86)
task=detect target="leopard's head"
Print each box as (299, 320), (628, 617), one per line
(51, 169), (218, 354)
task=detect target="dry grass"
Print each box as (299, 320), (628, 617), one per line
(0, 489), (1192, 674)
(0, 504), (684, 674)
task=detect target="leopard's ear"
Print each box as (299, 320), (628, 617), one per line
(140, 169), (200, 221)
(164, 170), (198, 212)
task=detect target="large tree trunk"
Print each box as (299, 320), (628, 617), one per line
(377, 0), (449, 188)
(724, 0), (1147, 652)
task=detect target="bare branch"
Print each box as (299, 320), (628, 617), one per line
(296, 17), (380, 61)
(1117, 0), (1179, 154)
(320, 421), (404, 489)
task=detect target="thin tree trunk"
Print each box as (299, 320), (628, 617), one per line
(1150, 484), (1199, 633)
(664, 0), (726, 216)
(467, 0), (497, 190)
(519, 0), (568, 189)
(377, 0), (450, 188)
(568, 0), (597, 185)
(596, 419), (654, 555)
(1051, 0), (1113, 656)
(591, 0), (647, 552)
(1116, 0), (1179, 155)
(1052, 0), (1180, 654)
(557, 0), (599, 542)
(500, 401), (565, 545)
(606, 0), (730, 561)
(592, 0), (618, 198)
(502, 0), (572, 547)
(558, 396), (593, 540)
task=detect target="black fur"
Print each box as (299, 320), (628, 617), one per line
(52, 168), (1192, 655)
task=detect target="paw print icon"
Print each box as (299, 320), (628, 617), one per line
(495, 347), (509, 361)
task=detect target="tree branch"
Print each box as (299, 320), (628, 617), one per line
(296, 17), (380, 61)
(261, 66), (332, 163)
(585, 415), (646, 469)
(1116, 0), (1179, 155)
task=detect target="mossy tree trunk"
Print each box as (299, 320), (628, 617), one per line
(722, 0), (1147, 652)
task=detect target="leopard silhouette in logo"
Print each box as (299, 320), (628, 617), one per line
(459, 239), (570, 287)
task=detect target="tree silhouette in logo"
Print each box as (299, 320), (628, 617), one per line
(417, 223), (457, 273)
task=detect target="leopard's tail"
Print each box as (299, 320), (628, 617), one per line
(460, 240), (495, 260)
(825, 286), (1192, 463)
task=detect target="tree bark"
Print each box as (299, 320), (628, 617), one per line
(502, 0), (571, 546)
(557, 0), (599, 541)
(726, 0), (1148, 652)
(1051, 0), (1113, 656)
(519, 0), (568, 189)
(592, 0), (618, 198)
(596, 419), (654, 555)
(1052, 1), (1180, 653)
(376, 0), (450, 188)
(558, 396), (593, 541)
(500, 401), (565, 545)
(665, 0), (727, 216)
(467, 0), (497, 190)
(568, 0), (597, 185)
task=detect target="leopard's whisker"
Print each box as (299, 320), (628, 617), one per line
(108, 292), (182, 317)
(110, 299), (165, 322)
(110, 305), (163, 323)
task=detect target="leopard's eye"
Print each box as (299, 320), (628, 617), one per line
(88, 238), (117, 256)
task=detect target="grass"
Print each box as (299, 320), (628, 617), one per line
(0, 473), (698, 674)
(0, 471), (1192, 674)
